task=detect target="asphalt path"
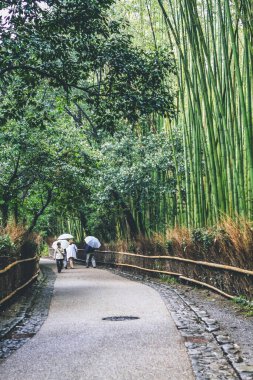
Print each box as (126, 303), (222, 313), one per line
(0, 259), (194, 380)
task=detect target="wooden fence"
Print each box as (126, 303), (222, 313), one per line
(47, 248), (253, 299)
(0, 257), (40, 306)
(91, 251), (253, 300)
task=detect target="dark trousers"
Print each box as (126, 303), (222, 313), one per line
(56, 259), (63, 273)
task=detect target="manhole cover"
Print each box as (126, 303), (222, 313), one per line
(102, 316), (140, 321)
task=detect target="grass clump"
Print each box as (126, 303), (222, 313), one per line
(159, 274), (178, 285)
(232, 296), (253, 317)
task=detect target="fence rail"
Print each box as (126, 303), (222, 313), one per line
(92, 251), (253, 300)
(0, 257), (40, 306)
(48, 248), (253, 299)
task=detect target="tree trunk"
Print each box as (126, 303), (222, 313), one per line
(26, 189), (53, 234)
(1, 202), (9, 227)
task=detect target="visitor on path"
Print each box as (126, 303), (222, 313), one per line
(63, 248), (68, 269)
(54, 242), (64, 273)
(84, 243), (96, 268)
(66, 241), (78, 269)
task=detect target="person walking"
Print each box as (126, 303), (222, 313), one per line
(84, 243), (96, 268)
(63, 248), (68, 269)
(54, 242), (64, 273)
(66, 240), (78, 269)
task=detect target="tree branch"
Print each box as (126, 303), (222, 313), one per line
(0, 64), (96, 93)
(27, 188), (53, 233)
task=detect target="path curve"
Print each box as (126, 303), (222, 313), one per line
(0, 259), (194, 380)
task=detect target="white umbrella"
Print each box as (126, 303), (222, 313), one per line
(58, 233), (74, 240)
(85, 236), (101, 249)
(52, 239), (69, 250)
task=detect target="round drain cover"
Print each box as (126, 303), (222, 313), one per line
(102, 316), (140, 321)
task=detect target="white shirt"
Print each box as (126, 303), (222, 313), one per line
(54, 247), (64, 260)
(66, 244), (77, 260)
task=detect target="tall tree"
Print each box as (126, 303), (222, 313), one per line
(0, 0), (177, 235)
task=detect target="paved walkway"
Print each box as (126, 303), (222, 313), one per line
(0, 259), (194, 380)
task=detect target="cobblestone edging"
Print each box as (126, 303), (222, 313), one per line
(110, 269), (253, 380)
(0, 264), (56, 362)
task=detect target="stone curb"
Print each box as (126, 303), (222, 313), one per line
(110, 269), (253, 380)
(169, 287), (253, 380)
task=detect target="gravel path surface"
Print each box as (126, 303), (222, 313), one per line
(0, 259), (194, 380)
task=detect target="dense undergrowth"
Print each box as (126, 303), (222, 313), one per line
(0, 224), (43, 262)
(1, 217), (252, 272)
(103, 217), (253, 270)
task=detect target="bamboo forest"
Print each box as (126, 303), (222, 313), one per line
(0, 0), (253, 260)
(2, 3), (253, 378)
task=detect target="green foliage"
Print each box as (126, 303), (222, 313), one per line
(0, 0), (176, 132)
(232, 296), (253, 317)
(159, 274), (178, 285)
(0, 0), (177, 240)
(84, 207), (118, 242)
(38, 242), (51, 257)
(0, 96), (90, 231)
(0, 234), (16, 256)
(89, 43), (176, 131)
(83, 126), (183, 239)
(191, 228), (215, 251)
(2, 0), (251, 245)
